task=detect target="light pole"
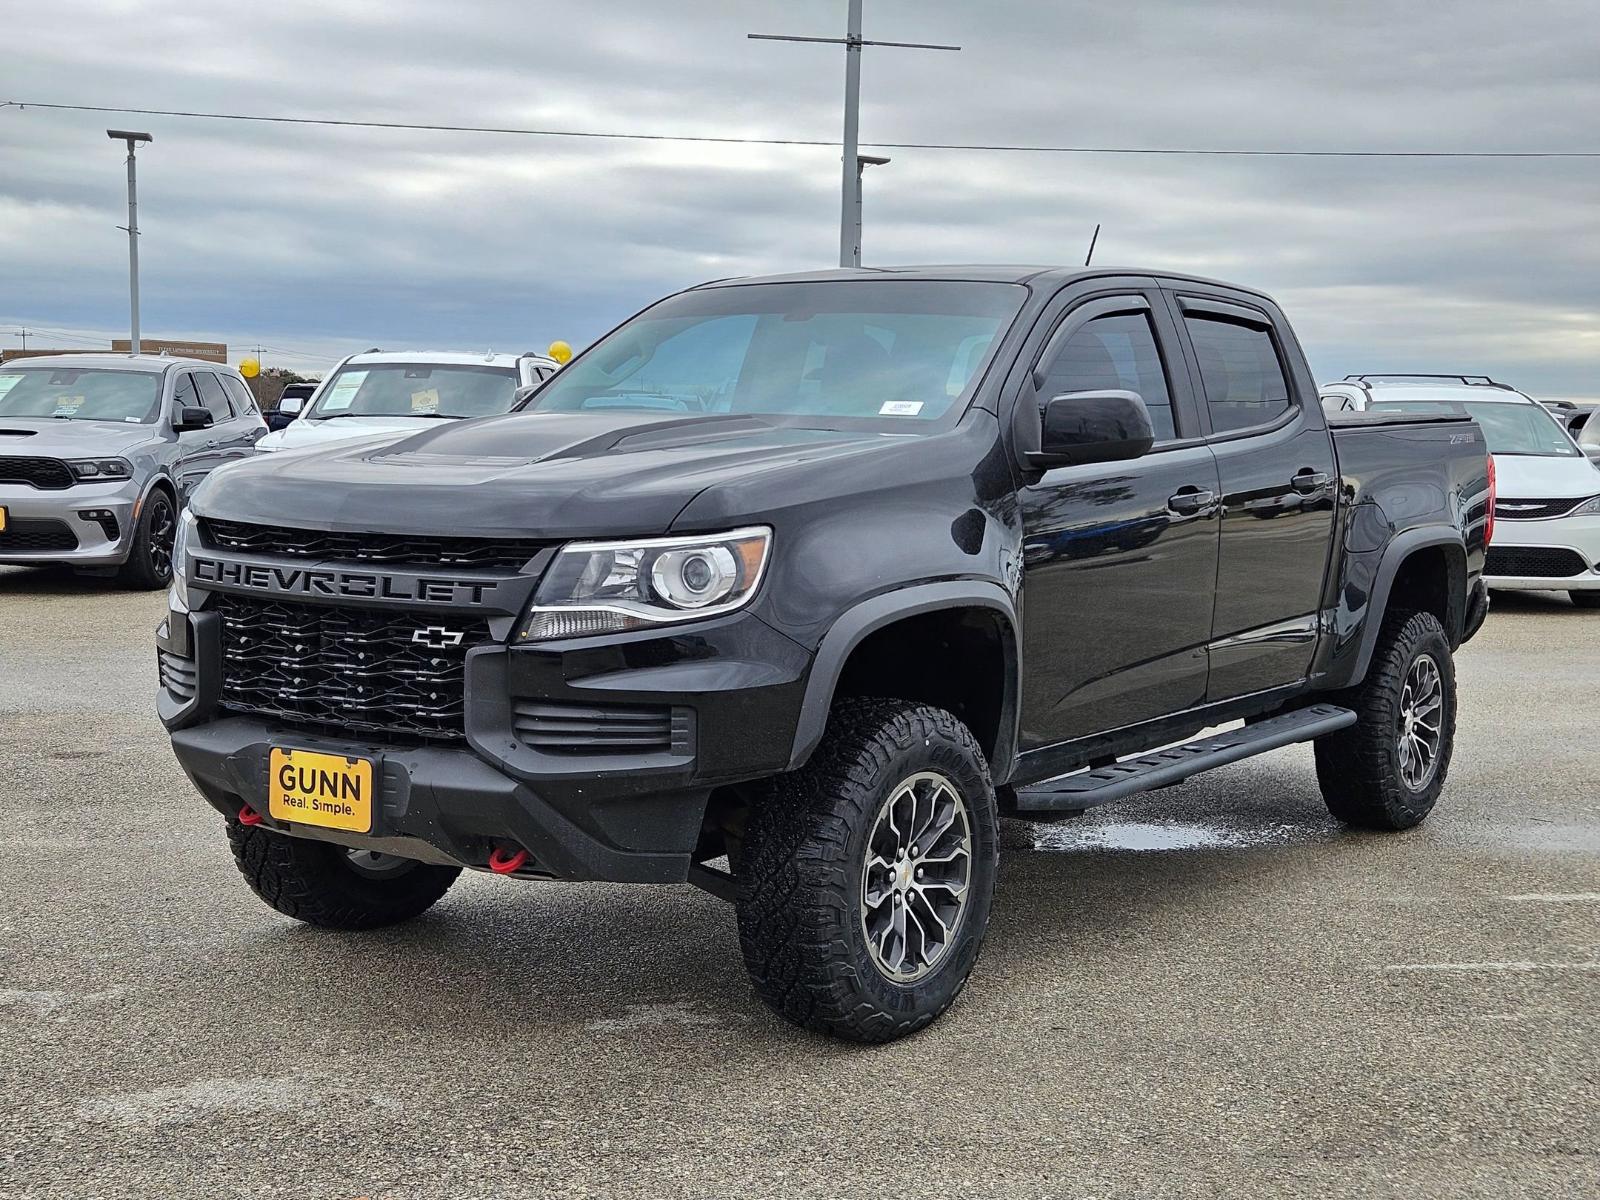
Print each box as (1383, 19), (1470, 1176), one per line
(855, 154), (890, 265)
(750, 2), (958, 268)
(107, 130), (152, 355)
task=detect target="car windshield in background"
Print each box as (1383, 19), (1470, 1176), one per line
(526, 280), (1027, 430)
(308, 364), (520, 420)
(1579, 410), (1600, 449)
(1372, 398), (1579, 457)
(0, 367), (161, 424)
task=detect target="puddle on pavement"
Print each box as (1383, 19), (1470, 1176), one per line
(1031, 819), (1317, 853)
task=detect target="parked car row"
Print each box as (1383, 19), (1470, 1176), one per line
(1319, 374), (1600, 608)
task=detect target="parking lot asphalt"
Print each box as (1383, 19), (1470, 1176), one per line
(0, 567), (1595, 1200)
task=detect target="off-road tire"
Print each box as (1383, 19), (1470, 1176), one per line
(736, 698), (999, 1043)
(1569, 591), (1600, 610)
(1314, 610), (1456, 830)
(117, 489), (176, 590)
(227, 821), (460, 929)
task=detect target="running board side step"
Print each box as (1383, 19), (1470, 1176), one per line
(1013, 703), (1357, 814)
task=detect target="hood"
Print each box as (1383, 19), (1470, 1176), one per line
(1492, 451), (1600, 499)
(262, 415), (448, 453)
(0, 419), (160, 458)
(195, 411), (896, 537)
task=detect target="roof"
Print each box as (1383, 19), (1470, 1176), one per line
(1359, 382), (1538, 406)
(339, 350), (557, 369)
(693, 264), (1273, 299)
(0, 352), (210, 373)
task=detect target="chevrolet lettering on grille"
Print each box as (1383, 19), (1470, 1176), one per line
(191, 556), (496, 606)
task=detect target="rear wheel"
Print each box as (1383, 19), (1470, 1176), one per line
(227, 822), (460, 929)
(1569, 591), (1600, 610)
(1314, 610), (1456, 830)
(117, 489), (176, 590)
(736, 698), (998, 1043)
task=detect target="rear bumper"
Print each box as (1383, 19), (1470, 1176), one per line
(0, 479), (141, 565)
(158, 606), (813, 881)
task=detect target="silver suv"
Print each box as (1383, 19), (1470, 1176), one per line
(0, 354), (266, 587)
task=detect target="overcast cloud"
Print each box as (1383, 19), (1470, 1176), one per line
(2, 0), (1598, 395)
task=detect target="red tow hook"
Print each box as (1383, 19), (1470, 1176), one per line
(487, 846), (529, 875)
(237, 804), (263, 826)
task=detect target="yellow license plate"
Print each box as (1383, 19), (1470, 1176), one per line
(268, 748), (374, 832)
(0, 506), (7, 532)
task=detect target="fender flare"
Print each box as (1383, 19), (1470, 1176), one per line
(786, 580), (1021, 779)
(1347, 526), (1467, 684)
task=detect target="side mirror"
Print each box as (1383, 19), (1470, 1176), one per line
(278, 395), (304, 417)
(1029, 390), (1154, 468)
(173, 405), (214, 433)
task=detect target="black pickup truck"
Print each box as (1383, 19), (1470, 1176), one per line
(158, 267), (1491, 1043)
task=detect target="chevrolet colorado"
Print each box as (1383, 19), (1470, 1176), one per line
(158, 267), (1491, 1042)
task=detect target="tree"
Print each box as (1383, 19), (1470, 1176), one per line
(249, 367), (317, 411)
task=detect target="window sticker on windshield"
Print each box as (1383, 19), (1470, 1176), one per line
(320, 370), (367, 412)
(53, 395), (86, 416)
(879, 400), (924, 417)
(0, 375), (24, 398)
(410, 388), (440, 414)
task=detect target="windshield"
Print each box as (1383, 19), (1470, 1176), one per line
(1372, 398), (1579, 457)
(308, 363), (520, 420)
(0, 367), (161, 424)
(525, 280), (1027, 430)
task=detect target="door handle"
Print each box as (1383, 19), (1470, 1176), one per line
(1167, 487), (1216, 516)
(1291, 469), (1331, 494)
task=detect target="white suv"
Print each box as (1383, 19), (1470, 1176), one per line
(1327, 375), (1600, 608)
(258, 350), (558, 453)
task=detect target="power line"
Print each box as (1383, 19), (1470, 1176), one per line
(6, 99), (1599, 159)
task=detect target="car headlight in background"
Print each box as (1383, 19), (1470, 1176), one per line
(168, 509), (197, 614)
(1568, 495), (1600, 518)
(519, 526), (771, 641)
(68, 458), (133, 480)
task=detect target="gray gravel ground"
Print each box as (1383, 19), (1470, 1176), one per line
(1, 567), (1595, 1199)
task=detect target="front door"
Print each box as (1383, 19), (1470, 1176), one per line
(1017, 284), (1222, 750)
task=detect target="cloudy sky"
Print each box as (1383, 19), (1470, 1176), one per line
(3, 0), (1598, 396)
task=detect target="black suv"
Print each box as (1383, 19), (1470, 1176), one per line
(159, 267), (1490, 1042)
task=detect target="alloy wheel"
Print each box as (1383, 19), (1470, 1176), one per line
(1397, 653), (1444, 790)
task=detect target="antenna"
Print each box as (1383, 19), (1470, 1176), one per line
(1085, 223), (1101, 266)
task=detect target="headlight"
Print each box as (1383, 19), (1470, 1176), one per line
(519, 526), (771, 641)
(168, 509), (197, 613)
(1569, 495), (1600, 517)
(69, 458), (133, 480)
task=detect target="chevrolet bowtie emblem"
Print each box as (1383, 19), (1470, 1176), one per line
(412, 626), (465, 648)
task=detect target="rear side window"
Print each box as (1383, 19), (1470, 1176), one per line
(221, 375), (258, 414)
(1035, 311), (1176, 442)
(193, 372), (234, 420)
(1186, 315), (1292, 434)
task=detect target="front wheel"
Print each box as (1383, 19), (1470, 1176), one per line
(117, 489), (176, 590)
(227, 822), (460, 929)
(1570, 591), (1600, 610)
(1314, 610), (1456, 830)
(736, 699), (999, 1043)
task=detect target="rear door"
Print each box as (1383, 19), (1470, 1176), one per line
(1015, 278), (1222, 748)
(1163, 289), (1337, 700)
(218, 374), (268, 453)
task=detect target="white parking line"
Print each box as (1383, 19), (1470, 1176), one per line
(1386, 961), (1600, 972)
(1501, 893), (1600, 902)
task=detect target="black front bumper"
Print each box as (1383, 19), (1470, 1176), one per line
(159, 607), (812, 882)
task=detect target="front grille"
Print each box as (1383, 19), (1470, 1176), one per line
(215, 594), (491, 741)
(204, 519), (547, 570)
(1485, 546), (1590, 578)
(158, 648), (198, 701)
(0, 519), (79, 553)
(0, 457), (74, 490)
(1493, 496), (1595, 520)
(512, 700), (690, 755)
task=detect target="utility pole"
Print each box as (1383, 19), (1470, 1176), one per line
(750, 2), (958, 268)
(107, 130), (152, 354)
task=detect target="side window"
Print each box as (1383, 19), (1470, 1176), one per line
(221, 375), (258, 415)
(1185, 314), (1292, 434)
(171, 372), (202, 420)
(194, 372), (234, 421)
(1035, 311), (1176, 442)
